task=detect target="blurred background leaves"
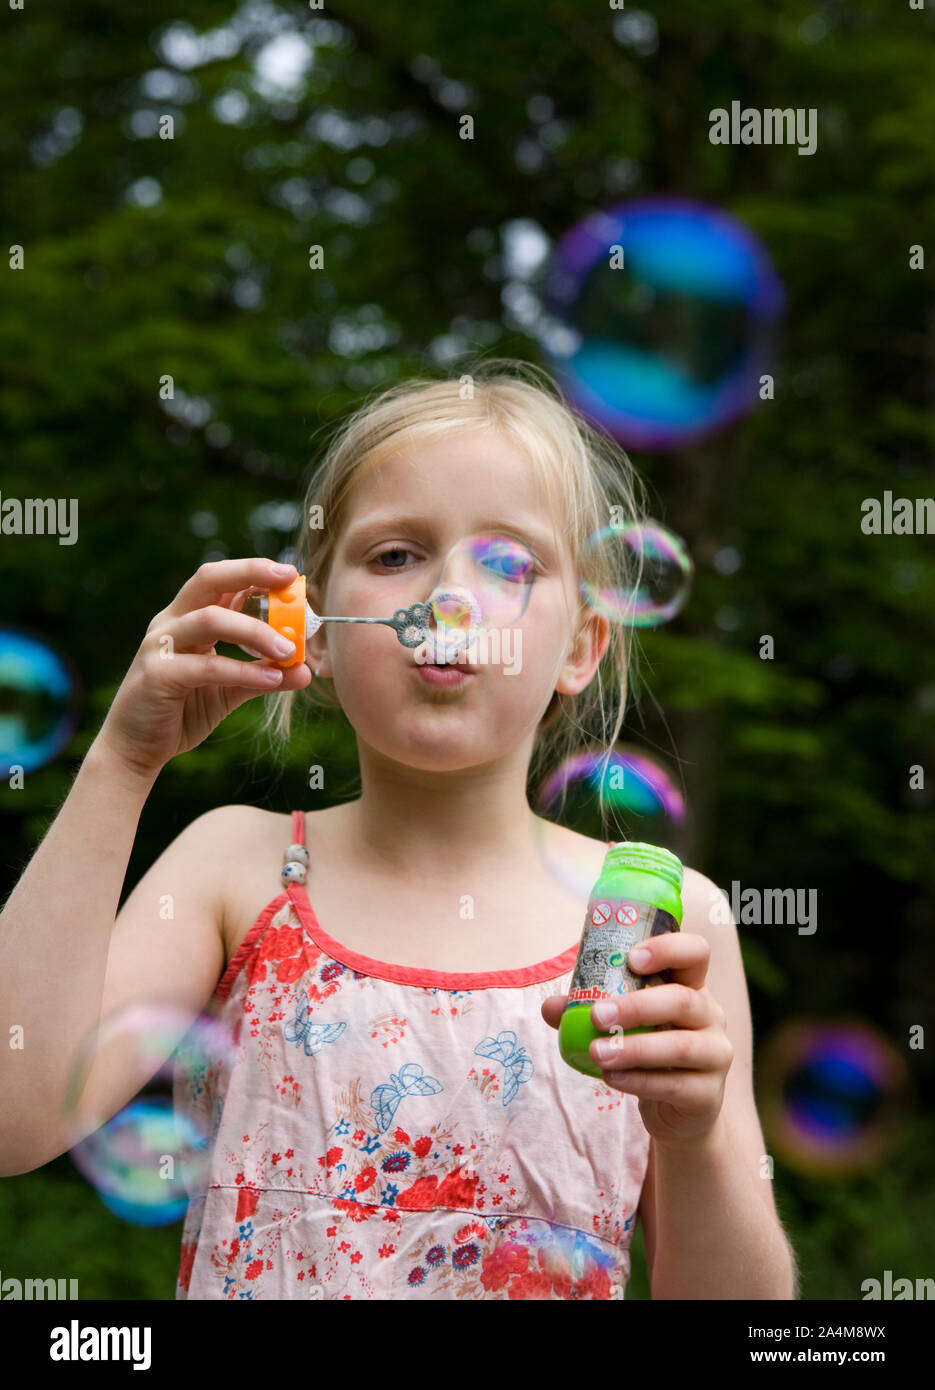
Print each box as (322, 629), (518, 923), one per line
(1, 0), (933, 1298)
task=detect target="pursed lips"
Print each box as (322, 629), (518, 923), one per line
(414, 635), (478, 673)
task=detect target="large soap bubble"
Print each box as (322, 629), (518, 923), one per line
(541, 196), (785, 451)
(0, 629), (80, 776)
(65, 1002), (238, 1226)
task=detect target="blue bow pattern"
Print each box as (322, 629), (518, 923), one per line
(474, 1030), (534, 1105)
(283, 990), (347, 1056)
(370, 1063), (443, 1133)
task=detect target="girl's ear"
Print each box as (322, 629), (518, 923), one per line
(556, 610), (611, 697)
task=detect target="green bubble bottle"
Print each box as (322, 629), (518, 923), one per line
(559, 842), (684, 1079)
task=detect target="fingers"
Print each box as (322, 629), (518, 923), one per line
(165, 558), (298, 620)
(586, 982), (713, 1036)
(150, 651), (310, 694)
(540, 994), (568, 1030)
(624, 932), (711, 992)
(590, 1019), (733, 1081)
(154, 604), (299, 666)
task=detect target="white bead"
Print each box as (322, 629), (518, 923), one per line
(282, 861), (307, 885)
(283, 844), (309, 867)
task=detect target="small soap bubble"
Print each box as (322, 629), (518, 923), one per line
(533, 746), (685, 898)
(580, 522), (693, 627)
(65, 1002), (238, 1226)
(0, 628), (80, 776)
(757, 1020), (913, 1178)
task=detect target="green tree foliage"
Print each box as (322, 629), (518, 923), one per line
(1, 0), (932, 1298)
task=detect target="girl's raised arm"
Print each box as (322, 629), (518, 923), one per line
(0, 557), (310, 1175)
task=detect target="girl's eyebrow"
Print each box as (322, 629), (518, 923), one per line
(343, 514), (558, 557)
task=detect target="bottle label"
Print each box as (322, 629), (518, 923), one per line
(567, 897), (678, 1003)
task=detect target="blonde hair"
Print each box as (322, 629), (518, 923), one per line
(256, 358), (652, 830)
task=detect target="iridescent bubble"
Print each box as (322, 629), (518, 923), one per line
(0, 629), (80, 776)
(542, 196), (786, 451)
(419, 532), (540, 661)
(533, 745), (685, 899)
(65, 1003), (238, 1226)
(437, 533), (538, 627)
(756, 1020), (913, 1178)
(580, 521), (693, 627)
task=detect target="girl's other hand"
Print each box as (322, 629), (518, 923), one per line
(95, 558), (311, 781)
(541, 932), (734, 1152)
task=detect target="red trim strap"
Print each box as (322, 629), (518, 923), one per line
(278, 811), (614, 992)
(214, 892), (289, 1002)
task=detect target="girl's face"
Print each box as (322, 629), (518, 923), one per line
(307, 428), (609, 773)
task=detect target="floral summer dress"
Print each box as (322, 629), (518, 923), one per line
(174, 812), (651, 1300)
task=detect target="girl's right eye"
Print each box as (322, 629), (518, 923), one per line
(373, 547), (418, 570)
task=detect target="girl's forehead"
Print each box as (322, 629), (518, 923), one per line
(352, 433), (560, 519)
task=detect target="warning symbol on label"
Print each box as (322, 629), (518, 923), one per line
(591, 902), (612, 926)
(616, 903), (639, 926)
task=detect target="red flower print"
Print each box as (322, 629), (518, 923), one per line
(413, 1136), (432, 1158)
(395, 1175), (437, 1211)
(354, 1166), (377, 1194)
(350, 1251), (363, 1265)
(393, 1127), (411, 1145)
(576, 1263), (613, 1300)
(276, 956), (306, 985)
(509, 1270), (553, 1300)
(236, 1187), (261, 1222)
(479, 1240), (529, 1293)
(245, 1260), (264, 1280)
(324, 1146), (343, 1167)
(333, 1198), (372, 1223)
(436, 1167), (479, 1209)
(178, 1240), (197, 1292)
(378, 1244), (395, 1258)
(260, 925), (301, 962)
(396, 1165), (478, 1213)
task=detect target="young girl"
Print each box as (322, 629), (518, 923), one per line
(0, 361), (797, 1300)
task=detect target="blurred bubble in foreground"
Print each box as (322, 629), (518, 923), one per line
(756, 1019), (913, 1179)
(0, 628), (80, 776)
(65, 1003), (238, 1225)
